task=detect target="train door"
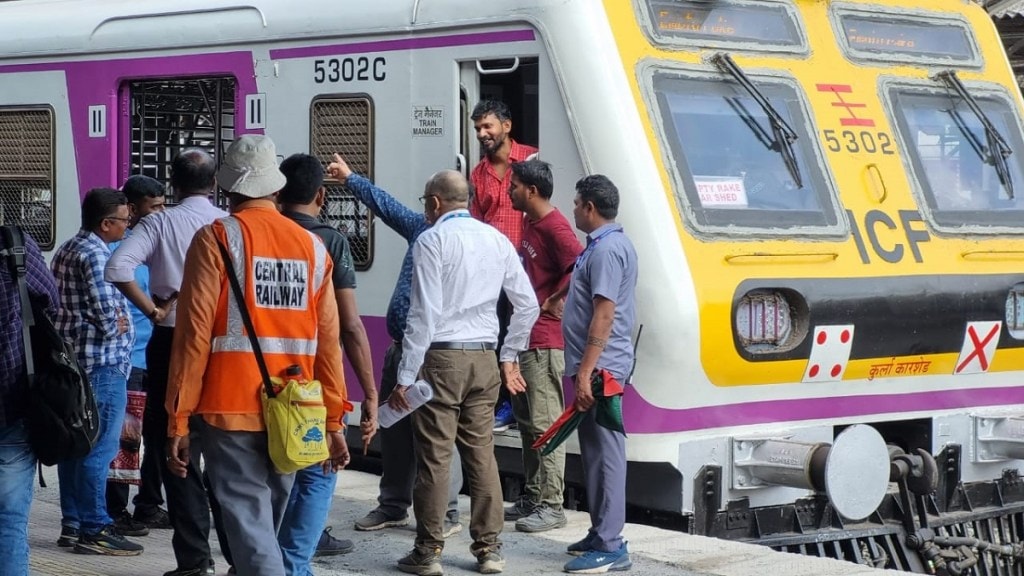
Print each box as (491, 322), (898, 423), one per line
(118, 77), (237, 208)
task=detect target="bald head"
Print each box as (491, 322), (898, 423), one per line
(425, 170), (470, 205)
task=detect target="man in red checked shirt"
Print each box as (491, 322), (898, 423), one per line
(469, 100), (538, 248)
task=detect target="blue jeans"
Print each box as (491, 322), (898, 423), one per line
(0, 420), (35, 576)
(278, 465), (337, 576)
(59, 365), (127, 534)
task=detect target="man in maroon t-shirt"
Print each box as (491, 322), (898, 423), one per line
(504, 159), (582, 533)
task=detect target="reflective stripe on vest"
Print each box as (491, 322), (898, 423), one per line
(211, 216), (326, 355)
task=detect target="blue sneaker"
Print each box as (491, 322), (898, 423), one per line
(493, 400), (515, 432)
(563, 543), (631, 573)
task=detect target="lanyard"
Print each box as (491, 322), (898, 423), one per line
(438, 211), (471, 225)
(575, 227), (621, 270)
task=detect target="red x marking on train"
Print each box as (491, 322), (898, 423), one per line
(955, 323), (1001, 374)
(816, 84), (875, 127)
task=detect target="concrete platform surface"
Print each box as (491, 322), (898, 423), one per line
(27, 468), (888, 576)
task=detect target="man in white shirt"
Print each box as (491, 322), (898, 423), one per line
(391, 170), (538, 576)
(104, 150), (230, 576)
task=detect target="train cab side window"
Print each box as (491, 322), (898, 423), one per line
(310, 96), (375, 270)
(649, 71), (843, 235)
(888, 84), (1024, 232)
(0, 108), (55, 249)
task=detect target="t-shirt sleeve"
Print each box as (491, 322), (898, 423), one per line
(550, 218), (583, 274)
(331, 235), (357, 290)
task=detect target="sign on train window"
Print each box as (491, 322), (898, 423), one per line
(888, 84), (1024, 233)
(310, 96), (375, 271)
(640, 0), (805, 52)
(0, 108), (55, 249)
(648, 71), (843, 235)
(834, 8), (979, 67)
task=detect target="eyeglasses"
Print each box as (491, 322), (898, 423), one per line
(418, 195), (437, 206)
(104, 216), (132, 224)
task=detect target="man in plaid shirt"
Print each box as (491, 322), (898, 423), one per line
(51, 187), (142, 556)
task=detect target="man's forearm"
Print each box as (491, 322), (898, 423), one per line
(114, 280), (156, 316)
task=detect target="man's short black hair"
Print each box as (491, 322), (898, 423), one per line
(122, 175), (164, 204)
(471, 100), (512, 123)
(510, 159), (553, 200)
(575, 175), (619, 220)
(278, 154), (325, 205)
(81, 187), (127, 231)
(170, 149), (216, 197)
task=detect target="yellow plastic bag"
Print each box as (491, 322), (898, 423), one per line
(262, 376), (329, 474)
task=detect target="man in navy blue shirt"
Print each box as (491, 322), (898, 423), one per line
(0, 227), (58, 576)
(327, 154), (464, 538)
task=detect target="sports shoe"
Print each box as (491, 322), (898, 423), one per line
(515, 504), (567, 533)
(113, 510), (150, 537)
(314, 526), (354, 556)
(476, 550), (505, 574)
(133, 506), (171, 529)
(493, 400), (515, 432)
(566, 532), (598, 556)
(503, 497), (537, 522)
(563, 543), (631, 573)
(355, 508), (411, 531)
(397, 547), (443, 576)
(57, 526), (80, 547)
(73, 525), (144, 556)
(442, 520), (463, 539)
(162, 563), (215, 576)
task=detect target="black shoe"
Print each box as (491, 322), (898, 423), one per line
(314, 526), (354, 556)
(57, 526), (79, 547)
(113, 510), (150, 537)
(162, 561), (215, 576)
(73, 525), (144, 556)
(133, 506), (171, 529)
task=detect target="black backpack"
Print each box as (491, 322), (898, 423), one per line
(1, 225), (99, 466)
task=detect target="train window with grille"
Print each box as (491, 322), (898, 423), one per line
(648, 69), (843, 236)
(0, 108), (55, 249)
(126, 77), (236, 209)
(888, 84), (1024, 232)
(832, 5), (980, 68)
(310, 96), (374, 271)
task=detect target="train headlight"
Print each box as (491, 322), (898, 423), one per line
(1005, 284), (1024, 340)
(735, 289), (806, 353)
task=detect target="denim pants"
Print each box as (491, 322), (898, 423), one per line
(278, 465), (337, 576)
(0, 420), (35, 576)
(59, 365), (127, 534)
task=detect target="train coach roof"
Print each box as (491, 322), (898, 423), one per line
(0, 0), (561, 59)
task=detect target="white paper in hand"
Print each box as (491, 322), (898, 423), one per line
(379, 379), (434, 428)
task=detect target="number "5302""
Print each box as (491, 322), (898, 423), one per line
(823, 129), (895, 155)
(314, 57), (387, 83)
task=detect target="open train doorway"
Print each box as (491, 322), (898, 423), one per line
(459, 57), (539, 176)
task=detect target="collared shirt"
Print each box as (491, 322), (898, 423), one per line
(0, 230), (58, 427)
(105, 195), (227, 327)
(469, 139), (538, 248)
(52, 230), (134, 377)
(562, 222), (638, 381)
(111, 228), (152, 369)
(397, 209), (539, 386)
(282, 211), (356, 290)
(345, 174), (429, 342)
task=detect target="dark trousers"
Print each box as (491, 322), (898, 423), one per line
(148, 326), (233, 570)
(106, 367), (163, 516)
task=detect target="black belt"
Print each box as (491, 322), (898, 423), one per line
(429, 341), (496, 351)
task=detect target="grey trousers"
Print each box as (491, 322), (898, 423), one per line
(578, 406), (626, 552)
(377, 342), (462, 522)
(200, 421), (295, 576)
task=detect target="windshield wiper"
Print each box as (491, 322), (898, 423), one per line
(934, 70), (1014, 199)
(711, 52), (803, 189)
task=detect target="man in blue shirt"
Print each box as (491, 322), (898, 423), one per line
(52, 187), (143, 556)
(560, 175), (638, 574)
(106, 175), (167, 537)
(0, 227), (58, 576)
(326, 154), (463, 538)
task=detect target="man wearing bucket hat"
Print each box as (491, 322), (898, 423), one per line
(166, 135), (352, 576)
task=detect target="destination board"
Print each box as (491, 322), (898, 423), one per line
(645, 0), (801, 47)
(839, 14), (975, 62)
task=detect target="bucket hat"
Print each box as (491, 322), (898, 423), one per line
(217, 134), (287, 198)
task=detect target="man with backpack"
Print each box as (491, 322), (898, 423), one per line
(0, 225), (59, 576)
